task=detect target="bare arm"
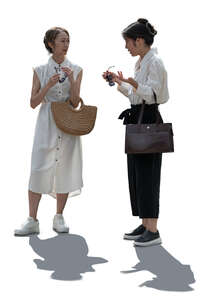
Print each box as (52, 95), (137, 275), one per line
(30, 71), (59, 109)
(69, 69), (83, 108)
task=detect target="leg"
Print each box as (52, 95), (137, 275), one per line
(14, 191), (41, 236)
(143, 153), (161, 232)
(56, 193), (69, 214)
(136, 153), (162, 219)
(142, 218), (148, 227)
(28, 190), (42, 221)
(146, 218), (158, 232)
(127, 154), (139, 216)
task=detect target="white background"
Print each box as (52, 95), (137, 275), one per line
(1, 0), (206, 298)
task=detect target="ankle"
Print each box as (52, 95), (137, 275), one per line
(29, 216), (38, 221)
(147, 227), (158, 233)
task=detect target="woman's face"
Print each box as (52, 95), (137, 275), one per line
(125, 37), (142, 56)
(50, 31), (70, 56)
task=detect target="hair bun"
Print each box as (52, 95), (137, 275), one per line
(137, 18), (148, 25)
(137, 18), (157, 36)
(147, 23), (157, 36)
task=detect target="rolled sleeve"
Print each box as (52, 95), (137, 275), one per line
(117, 82), (131, 97)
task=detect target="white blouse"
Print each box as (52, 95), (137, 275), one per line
(117, 48), (169, 105)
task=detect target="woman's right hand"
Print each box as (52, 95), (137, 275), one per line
(102, 71), (121, 85)
(47, 74), (60, 88)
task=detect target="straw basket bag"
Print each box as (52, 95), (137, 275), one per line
(51, 98), (97, 136)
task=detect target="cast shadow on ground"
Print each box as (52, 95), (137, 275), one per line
(29, 233), (108, 281)
(121, 244), (195, 292)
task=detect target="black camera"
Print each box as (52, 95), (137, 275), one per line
(106, 66), (115, 86)
(106, 74), (115, 86)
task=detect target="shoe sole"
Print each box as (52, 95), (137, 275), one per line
(14, 231), (40, 236)
(124, 234), (143, 240)
(53, 228), (69, 233)
(134, 237), (162, 247)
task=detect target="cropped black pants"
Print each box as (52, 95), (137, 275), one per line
(119, 104), (163, 218)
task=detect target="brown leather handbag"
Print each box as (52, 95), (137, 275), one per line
(125, 92), (174, 154)
(51, 98), (97, 136)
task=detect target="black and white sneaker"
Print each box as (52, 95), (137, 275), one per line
(134, 230), (162, 247)
(124, 224), (146, 240)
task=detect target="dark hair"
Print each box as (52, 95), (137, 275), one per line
(43, 27), (70, 53)
(122, 18), (157, 46)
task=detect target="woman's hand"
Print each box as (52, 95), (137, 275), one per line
(102, 71), (122, 85)
(47, 74), (60, 88)
(61, 67), (74, 83)
(127, 77), (138, 89)
(117, 71), (126, 82)
(117, 72), (138, 89)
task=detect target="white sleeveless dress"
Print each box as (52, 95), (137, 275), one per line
(28, 56), (83, 199)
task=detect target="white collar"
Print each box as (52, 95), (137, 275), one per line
(48, 56), (70, 67)
(135, 47), (158, 70)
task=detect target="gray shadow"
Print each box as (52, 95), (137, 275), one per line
(29, 234), (108, 281)
(121, 245), (195, 292)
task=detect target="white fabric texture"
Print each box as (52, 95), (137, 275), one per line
(28, 56), (83, 199)
(117, 47), (169, 105)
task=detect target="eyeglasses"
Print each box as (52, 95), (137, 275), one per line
(54, 66), (67, 83)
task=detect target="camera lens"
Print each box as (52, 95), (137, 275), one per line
(106, 74), (115, 86)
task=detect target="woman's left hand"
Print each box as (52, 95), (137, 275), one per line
(61, 67), (74, 82)
(117, 72), (138, 88)
(127, 77), (138, 89)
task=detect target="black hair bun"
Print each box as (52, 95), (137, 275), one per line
(137, 18), (157, 36)
(137, 18), (148, 25)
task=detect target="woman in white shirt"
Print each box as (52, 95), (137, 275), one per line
(103, 18), (169, 247)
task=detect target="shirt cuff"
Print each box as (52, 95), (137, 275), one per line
(117, 82), (131, 97)
(135, 83), (154, 97)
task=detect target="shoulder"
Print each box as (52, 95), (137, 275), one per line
(33, 63), (48, 73)
(148, 54), (167, 76)
(68, 60), (83, 73)
(150, 54), (164, 67)
(32, 63), (48, 83)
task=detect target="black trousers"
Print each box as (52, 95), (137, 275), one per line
(120, 104), (163, 218)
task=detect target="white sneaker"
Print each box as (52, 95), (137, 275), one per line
(14, 217), (40, 236)
(53, 214), (69, 233)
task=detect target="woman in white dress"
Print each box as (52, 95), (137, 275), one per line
(15, 27), (83, 236)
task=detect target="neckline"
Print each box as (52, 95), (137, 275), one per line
(135, 47), (158, 70)
(48, 56), (69, 66)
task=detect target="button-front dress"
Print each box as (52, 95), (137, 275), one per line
(28, 56), (83, 199)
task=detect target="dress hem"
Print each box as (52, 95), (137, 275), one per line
(28, 184), (83, 199)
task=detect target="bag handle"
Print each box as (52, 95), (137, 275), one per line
(66, 97), (85, 112)
(137, 90), (161, 125)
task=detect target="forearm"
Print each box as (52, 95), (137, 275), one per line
(30, 83), (51, 109)
(69, 80), (80, 108)
(127, 77), (138, 89)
